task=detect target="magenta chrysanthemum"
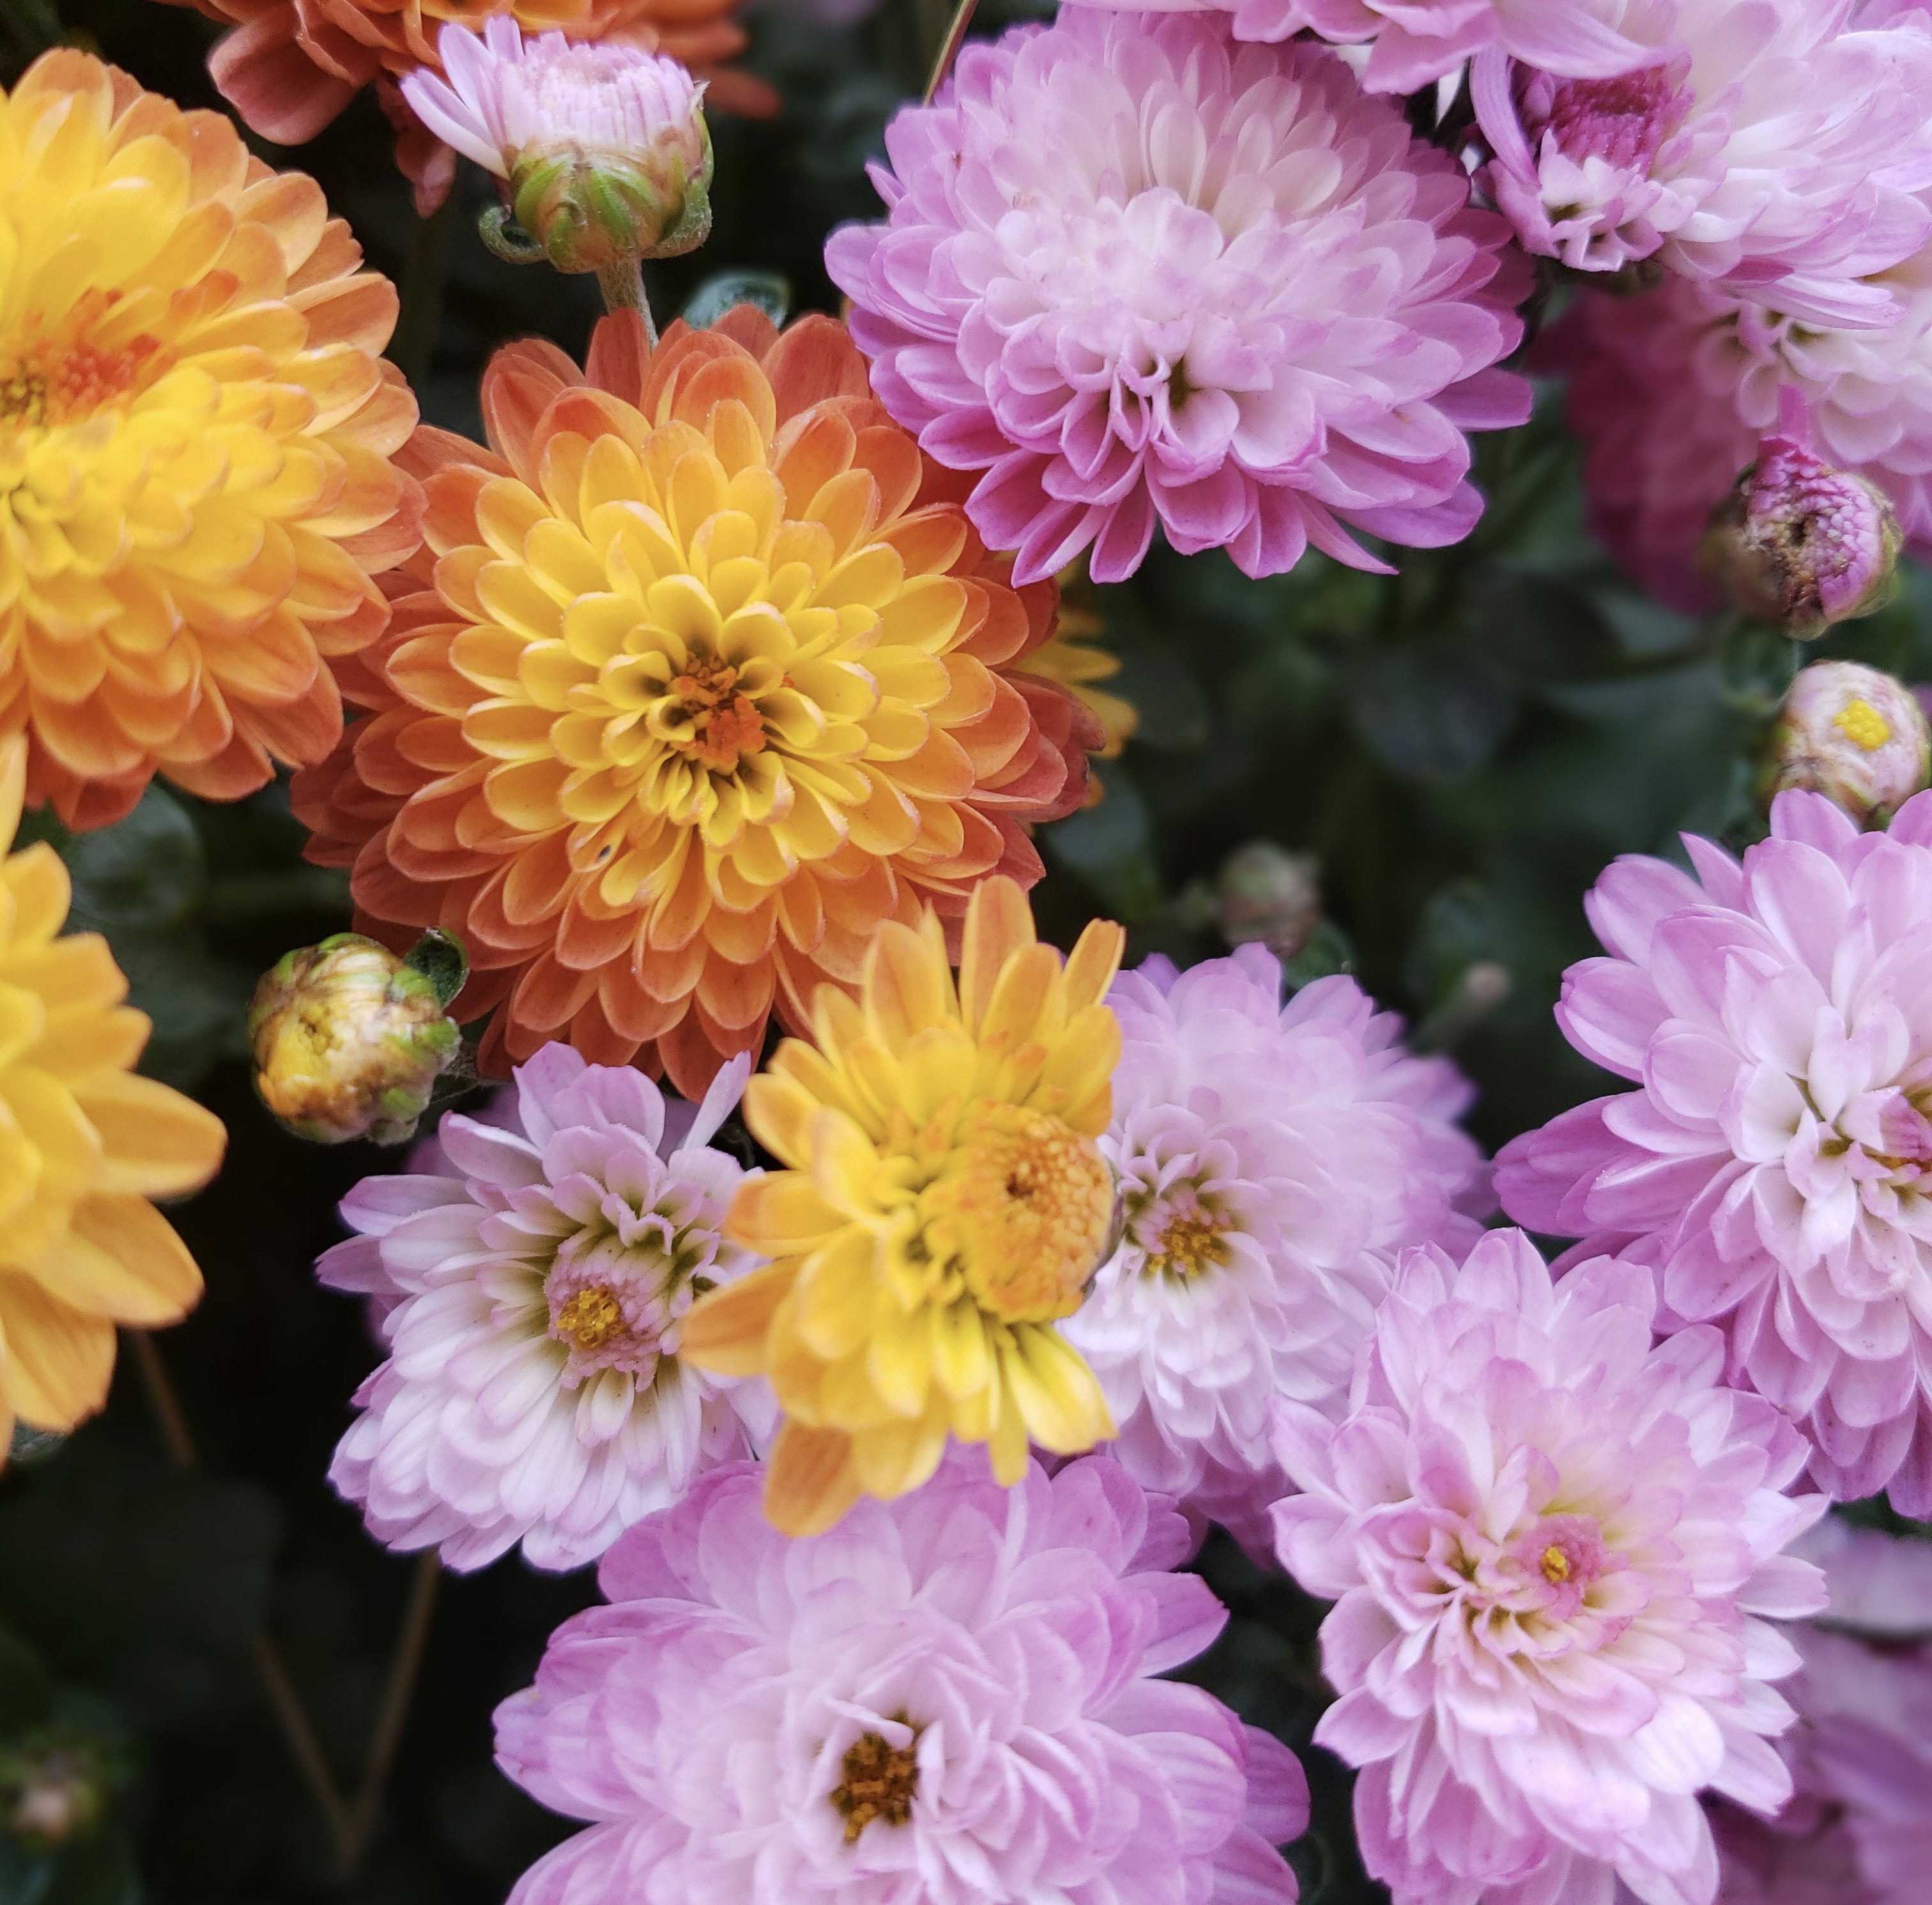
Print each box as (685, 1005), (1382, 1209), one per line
(1087, 0), (1656, 93)
(1062, 948), (1486, 1556)
(319, 1044), (774, 1571)
(825, 7), (1532, 587)
(1272, 1228), (1827, 1905)
(1473, 0), (1932, 306)
(1496, 790), (1932, 1516)
(494, 1453), (1310, 1904)
(1551, 260), (1932, 610)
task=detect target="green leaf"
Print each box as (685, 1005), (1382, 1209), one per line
(403, 930), (469, 1009)
(36, 1831), (136, 1905)
(0, 1839), (52, 1905)
(56, 789), (204, 934)
(682, 270), (790, 330)
(1465, 569), (1624, 683)
(1280, 918), (1353, 991)
(1349, 645), (1521, 784)
(1044, 770), (1163, 922)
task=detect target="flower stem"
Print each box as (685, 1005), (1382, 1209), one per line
(597, 258), (657, 345)
(392, 192), (457, 390)
(340, 1551), (441, 1876)
(924, 0), (981, 102)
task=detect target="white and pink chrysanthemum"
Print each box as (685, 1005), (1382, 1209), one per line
(1273, 1228), (1828, 1905)
(1062, 947), (1487, 1556)
(1550, 257), (1932, 610)
(399, 19), (707, 185)
(1087, 0), (1657, 94)
(825, 8), (1532, 588)
(319, 1044), (774, 1572)
(1473, 0), (1932, 310)
(1497, 790), (1932, 1517)
(494, 1453), (1310, 1905)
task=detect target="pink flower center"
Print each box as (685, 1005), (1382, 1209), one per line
(1533, 63), (1691, 171)
(1506, 1513), (1613, 1619)
(830, 1728), (920, 1843)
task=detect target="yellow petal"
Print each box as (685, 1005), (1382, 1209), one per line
(0, 1272), (115, 1431)
(850, 1404), (948, 1502)
(0, 736), (26, 859)
(985, 1375), (1030, 1484)
(958, 875), (1033, 1038)
(29, 1194), (203, 1325)
(726, 1169), (844, 1254)
(931, 1295), (991, 1403)
(863, 918), (954, 1054)
(763, 1419), (862, 1536)
(807, 1106), (884, 1215)
(864, 1299), (933, 1417)
(1061, 916), (1125, 1017)
(1001, 1324), (1113, 1454)
(741, 1072), (818, 1171)
(75, 1074), (226, 1198)
(977, 943), (1062, 1063)
(679, 1262), (797, 1376)
(794, 1227), (885, 1362)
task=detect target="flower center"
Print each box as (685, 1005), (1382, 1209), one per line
(915, 1100), (1116, 1323)
(553, 1284), (623, 1352)
(1540, 1544), (1571, 1584)
(1536, 63), (1691, 171)
(663, 652), (767, 771)
(1834, 697), (1892, 751)
(830, 1730), (919, 1844)
(0, 295), (169, 431)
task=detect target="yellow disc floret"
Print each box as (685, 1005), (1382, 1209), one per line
(681, 875), (1124, 1534)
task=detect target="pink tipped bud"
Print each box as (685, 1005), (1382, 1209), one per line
(1764, 661), (1930, 827)
(1702, 390), (1899, 639)
(402, 22), (712, 273)
(1216, 842), (1321, 960)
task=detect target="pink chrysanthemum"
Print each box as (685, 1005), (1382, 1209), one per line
(319, 1044), (774, 1571)
(1551, 260), (1932, 610)
(1272, 1228), (1828, 1905)
(494, 1453), (1310, 1904)
(1496, 791), (1932, 1516)
(825, 8), (1531, 587)
(1473, 0), (1932, 307)
(1088, 0), (1656, 94)
(1062, 948), (1486, 1556)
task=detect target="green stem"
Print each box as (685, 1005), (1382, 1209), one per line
(391, 192), (457, 391)
(597, 258), (657, 345)
(924, 0), (981, 101)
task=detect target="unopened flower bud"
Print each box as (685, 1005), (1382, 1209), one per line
(1764, 661), (1930, 826)
(0, 1739), (110, 1853)
(1701, 389), (1899, 639)
(248, 933), (465, 1146)
(404, 22), (712, 275)
(1216, 842), (1322, 960)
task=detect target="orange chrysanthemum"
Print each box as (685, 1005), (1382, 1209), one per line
(166, 0), (775, 212)
(0, 51), (423, 831)
(293, 307), (1103, 1099)
(0, 736), (227, 1452)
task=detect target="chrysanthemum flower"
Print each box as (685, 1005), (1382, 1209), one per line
(0, 736), (226, 1451)
(1498, 790), (1932, 1517)
(494, 1453), (1308, 1905)
(163, 0), (769, 213)
(0, 50), (422, 831)
(319, 1042), (773, 1570)
(679, 875), (1124, 1536)
(1551, 260), (1932, 610)
(291, 309), (1100, 1099)
(1062, 946), (1485, 1555)
(1098, 0), (1655, 94)
(825, 10), (1532, 587)
(1473, 1), (1932, 304)
(1273, 1228), (1828, 1905)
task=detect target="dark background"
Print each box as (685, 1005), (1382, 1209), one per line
(4, 3), (1932, 1900)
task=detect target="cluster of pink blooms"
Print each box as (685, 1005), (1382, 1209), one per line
(282, 0), (1932, 1899)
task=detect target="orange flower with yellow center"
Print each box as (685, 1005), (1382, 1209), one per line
(681, 876), (1123, 1535)
(293, 308), (1102, 1097)
(0, 51), (423, 831)
(0, 736), (226, 1453)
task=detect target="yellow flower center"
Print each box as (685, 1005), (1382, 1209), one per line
(1834, 697), (1893, 751)
(1540, 1545), (1572, 1584)
(553, 1285), (623, 1352)
(916, 1100), (1115, 1323)
(0, 293), (171, 435)
(1151, 1208), (1227, 1279)
(830, 1731), (919, 1844)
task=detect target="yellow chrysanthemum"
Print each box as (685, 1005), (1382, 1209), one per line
(682, 874), (1123, 1534)
(0, 737), (226, 1453)
(0, 51), (422, 831)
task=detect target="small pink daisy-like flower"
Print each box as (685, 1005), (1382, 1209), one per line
(1496, 790), (1932, 1516)
(1272, 1228), (1827, 1905)
(494, 1453), (1309, 1905)
(825, 8), (1531, 587)
(1098, 0), (1657, 93)
(1062, 947), (1486, 1557)
(1473, 0), (1932, 307)
(319, 1044), (774, 1571)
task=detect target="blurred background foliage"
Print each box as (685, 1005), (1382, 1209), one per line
(6, 2), (1932, 1901)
